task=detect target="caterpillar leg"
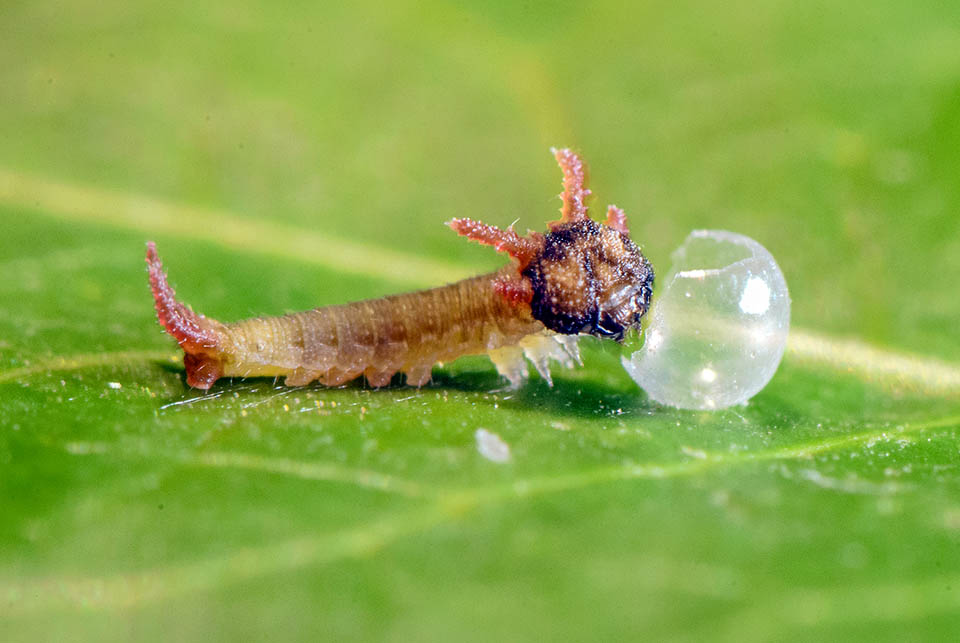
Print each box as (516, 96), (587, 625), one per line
(487, 345), (528, 389)
(284, 368), (322, 387)
(487, 333), (581, 388)
(518, 332), (580, 386)
(553, 334), (582, 366)
(146, 242), (226, 389)
(365, 367), (397, 388)
(404, 361), (435, 388)
(318, 368), (363, 387)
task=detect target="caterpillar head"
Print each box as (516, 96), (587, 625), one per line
(449, 147), (655, 341)
(522, 219), (653, 340)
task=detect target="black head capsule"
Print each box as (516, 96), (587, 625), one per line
(522, 219), (655, 340)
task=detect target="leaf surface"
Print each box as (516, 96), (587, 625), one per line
(2, 2), (960, 641)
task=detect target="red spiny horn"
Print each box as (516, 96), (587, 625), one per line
(550, 147), (591, 228)
(605, 204), (629, 235)
(447, 218), (538, 267)
(146, 242), (220, 353)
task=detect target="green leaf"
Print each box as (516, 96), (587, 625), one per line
(2, 1), (960, 641)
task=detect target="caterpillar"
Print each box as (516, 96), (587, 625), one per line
(146, 148), (655, 390)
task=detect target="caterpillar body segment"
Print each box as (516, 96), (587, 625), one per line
(147, 149), (655, 390)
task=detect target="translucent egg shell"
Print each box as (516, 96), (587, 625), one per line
(622, 230), (790, 410)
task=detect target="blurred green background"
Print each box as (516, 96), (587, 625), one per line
(1, 1), (960, 641)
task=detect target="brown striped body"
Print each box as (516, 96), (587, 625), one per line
(221, 269), (543, 387)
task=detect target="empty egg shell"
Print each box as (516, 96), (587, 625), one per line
(622, 230), (790, 410)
